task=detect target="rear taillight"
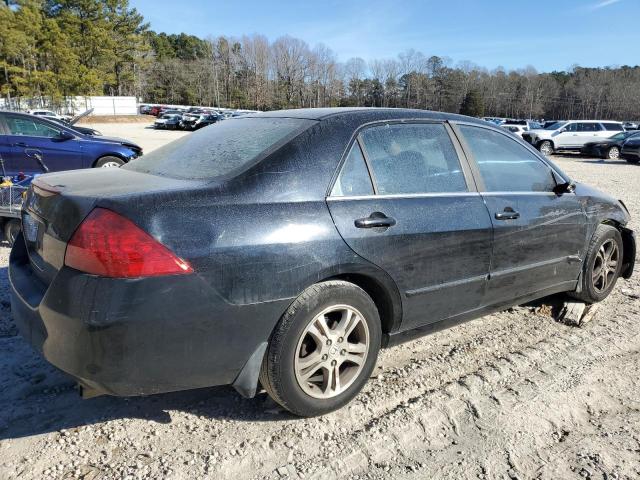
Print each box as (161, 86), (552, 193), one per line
(64, 208), (193, 278)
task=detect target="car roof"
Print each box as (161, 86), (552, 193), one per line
(566, 119), (622, 123)
(243, 107), (486, 124)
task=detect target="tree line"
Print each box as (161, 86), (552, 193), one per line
(2, 0), (639, 120)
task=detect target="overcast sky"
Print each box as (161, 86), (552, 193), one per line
(130, 0), (638, 72)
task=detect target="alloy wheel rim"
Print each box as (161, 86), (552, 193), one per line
(592, 239), (619, 293)
(294, 305), (369, 399)
(541, 143), (552, 155)
(101, 162), (121, 168)
(609, 147), (620, 159)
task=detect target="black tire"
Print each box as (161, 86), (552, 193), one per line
(570, 224), (623, 303)
(538, 140), (554, 156)
(3, 219), (21, 247)
(94, 156), (125, 168)
(260, 280), (381, 417)
(606, 146), (620, 160)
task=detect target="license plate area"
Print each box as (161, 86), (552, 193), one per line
(22, 211), (46, 274)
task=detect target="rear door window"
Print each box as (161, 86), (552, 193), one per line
(358, 123), (467, 194)
(602, 122), (623, 131)
(125, 117), (315, 180)
(577, 123), (602, 132)
(459, 125), (556, 192)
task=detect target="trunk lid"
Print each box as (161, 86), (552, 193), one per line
(22, 168), (202, 286)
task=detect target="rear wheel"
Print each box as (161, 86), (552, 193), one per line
(3, 219), (20, 246)
(260, 281), (381, 416)
(606, 146), (620, 160)
(538, 140), (554, 156)
(95, 156), (124, 168)
(570, 224), (623, 303)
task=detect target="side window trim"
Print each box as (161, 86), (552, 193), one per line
(356, 134), (379, 195)
(450, 121), (561, 193)
(327, 138), (375, 198)
(328, 119), (481, 199)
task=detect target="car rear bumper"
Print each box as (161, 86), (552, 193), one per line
(9, 233), (288, 397)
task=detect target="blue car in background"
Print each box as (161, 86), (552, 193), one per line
(0, 111), (142, 176)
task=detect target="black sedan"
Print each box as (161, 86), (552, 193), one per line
(10, 108), (636, 416)
(621, 135), (640, 164)
(581, 131), (640, 160)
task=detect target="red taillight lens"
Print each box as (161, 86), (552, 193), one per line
(64, 208), (193, 278)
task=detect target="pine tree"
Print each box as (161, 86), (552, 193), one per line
(459, 89), (485, 117)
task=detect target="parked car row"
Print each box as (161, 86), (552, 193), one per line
(520, 120), (637, 161)
(153, 111), (225, 131)
(495, 117), (640, 163)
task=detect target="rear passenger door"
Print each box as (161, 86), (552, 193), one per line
(327, 121), (493, 331)
(576, 122), (604, 146)
(455, 124), (587, 306)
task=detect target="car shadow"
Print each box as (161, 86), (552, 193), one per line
(576, 159), (630, 165)
(551, 153), (631, 165)
(0, 280), (575, 441)
(0, 265), (293, 442)
(0, 350), (293, 441)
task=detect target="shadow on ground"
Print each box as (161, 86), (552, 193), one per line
(0, 259), (292, 441)
(0, 292), (574, 442)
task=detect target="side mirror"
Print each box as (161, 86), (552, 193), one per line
(552, 171), (575, 195)
(557, 128), (567, 133)
(56, 130), (74, 141)
(553, 181), (575, 195)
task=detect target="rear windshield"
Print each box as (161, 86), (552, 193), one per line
(125, 117), (315, 180)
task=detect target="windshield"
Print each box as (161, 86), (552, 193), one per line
(125, 117), (315, 180)
(544, 121), (567, 130)
(612, 132), (630, 141)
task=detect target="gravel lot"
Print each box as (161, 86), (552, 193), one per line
(0, 126), (639, 480)
(88, 121), (190, 153)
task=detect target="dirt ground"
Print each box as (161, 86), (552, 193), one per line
(0, 131), (639, 480)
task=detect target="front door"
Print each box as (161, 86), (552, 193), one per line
(554, 122), (580, 148)
(327, 121), (493, 331)
(456, 124), (587, 306)
(3, 115), (83, 174)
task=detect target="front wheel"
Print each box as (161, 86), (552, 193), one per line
(538, 140), (554, 156)
(606, 146), (620, 160)
(260, 281), (381, 416)
(570, 224), (623, 303)
(95, 156), (125, 168)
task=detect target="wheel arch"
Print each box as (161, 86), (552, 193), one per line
(537, 138), (555, 149)
(599, 219), (635, 279)
(324, 271), (403, 342)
